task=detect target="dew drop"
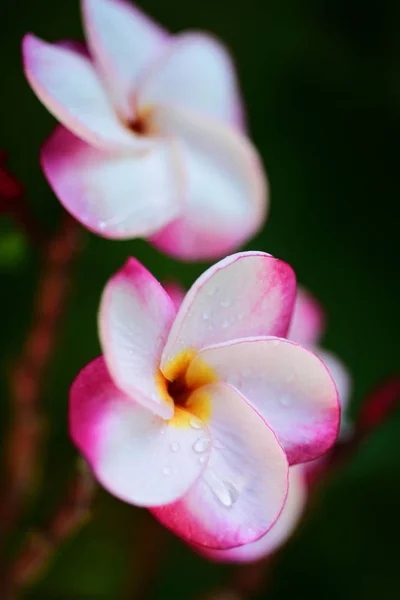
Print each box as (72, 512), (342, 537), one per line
(189, 416), (203, 429)
(222, 319), (230, 329)
(202, 311), (210, 320)
(170, 442), (180, 453)
(220, 298), (232, 308)
(208, 474), (238, 508)
(199, 455), (207, 464)
(98, 221), (106, 230)
(193, 436), (211, 453)
(162, 466), (171, 476)
(208, 286), (219, 297)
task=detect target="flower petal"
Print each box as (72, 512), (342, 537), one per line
(152, 383), (289, 549)
(70, 357), (211, 506)
(99, 258), (177, 419)
(138, 32), (244, 127)
(164, 282), (185, 311)
(150, 107), (267, 260)
(41, 127), (182, 239)
(161, 252), (296, 367)
(22, 34), (153, 150)
(82, 0), (168, 119)
(289, 287), (325, 347)
(197, 466), (307, 562)
(317, 348), (351, 415)
(186, 338), (340, 465)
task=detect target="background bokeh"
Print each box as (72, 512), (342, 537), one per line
(1, 0), (400, 598)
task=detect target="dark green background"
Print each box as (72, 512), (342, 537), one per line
(1, 0), (400, 598)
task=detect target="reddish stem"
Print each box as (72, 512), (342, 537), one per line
(0, 215), (81, 549)
(0, 460), (96, 599)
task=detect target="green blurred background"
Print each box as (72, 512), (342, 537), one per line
(1, 0), (400, 598)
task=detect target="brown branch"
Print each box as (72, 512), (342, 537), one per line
(0, 214), (82, 550)
(0, 460), (96, 600)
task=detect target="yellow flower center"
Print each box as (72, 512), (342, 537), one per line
(157, 350), (218, 428)
(124, 106), (158, 137)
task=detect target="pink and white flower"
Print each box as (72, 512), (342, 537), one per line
(22, 0), (267, 261)
(70, 252), (339, 549)
(197, 286), (350, 561)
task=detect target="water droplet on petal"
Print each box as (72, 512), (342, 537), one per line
(170, 442), (180, 453)
(162, 466), (171, 476)
(189, 416), (203, 429)
(193, 436), (211, 453)
(98, 221), (106, 230)
(199, 455), (207, 464)
(208, 286), (219, 296)
(220, 298), (231, 308)
(203, 311), (210, 320)
(271, 339), (280, 347)
(208, 473), (238, 508)
(222, 319), (230, 329)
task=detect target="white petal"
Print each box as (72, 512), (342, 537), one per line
(161, 252), (296, 368)
(138, 32), (244, 127)
(82, 0), (169, 119)
(22, 34), (152, 150)
(99, 258), (177, 419)
(199, 466), (307, 562)
(152, 383), (288, 549)
(150, 106), (267, 260)
(70, 358), (211, 506)
(42, 127), (182, 239)
(187, 338), (340, 465)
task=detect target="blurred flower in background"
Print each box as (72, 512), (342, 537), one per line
(22, 0), (268, 261)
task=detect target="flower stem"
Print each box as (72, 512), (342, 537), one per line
(0, 215), (82, 551)
(0, 460), (96, 599)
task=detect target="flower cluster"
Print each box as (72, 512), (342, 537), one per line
(22, 0), (345, 556)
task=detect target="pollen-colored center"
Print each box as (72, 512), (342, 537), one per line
(157, 350), (218, 428)
(124, 107), (157, 137)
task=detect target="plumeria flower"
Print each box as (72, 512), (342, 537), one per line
(70, 252), (339, 549)
(22, 0), (267, 261)
(192, 286), (350, 561)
